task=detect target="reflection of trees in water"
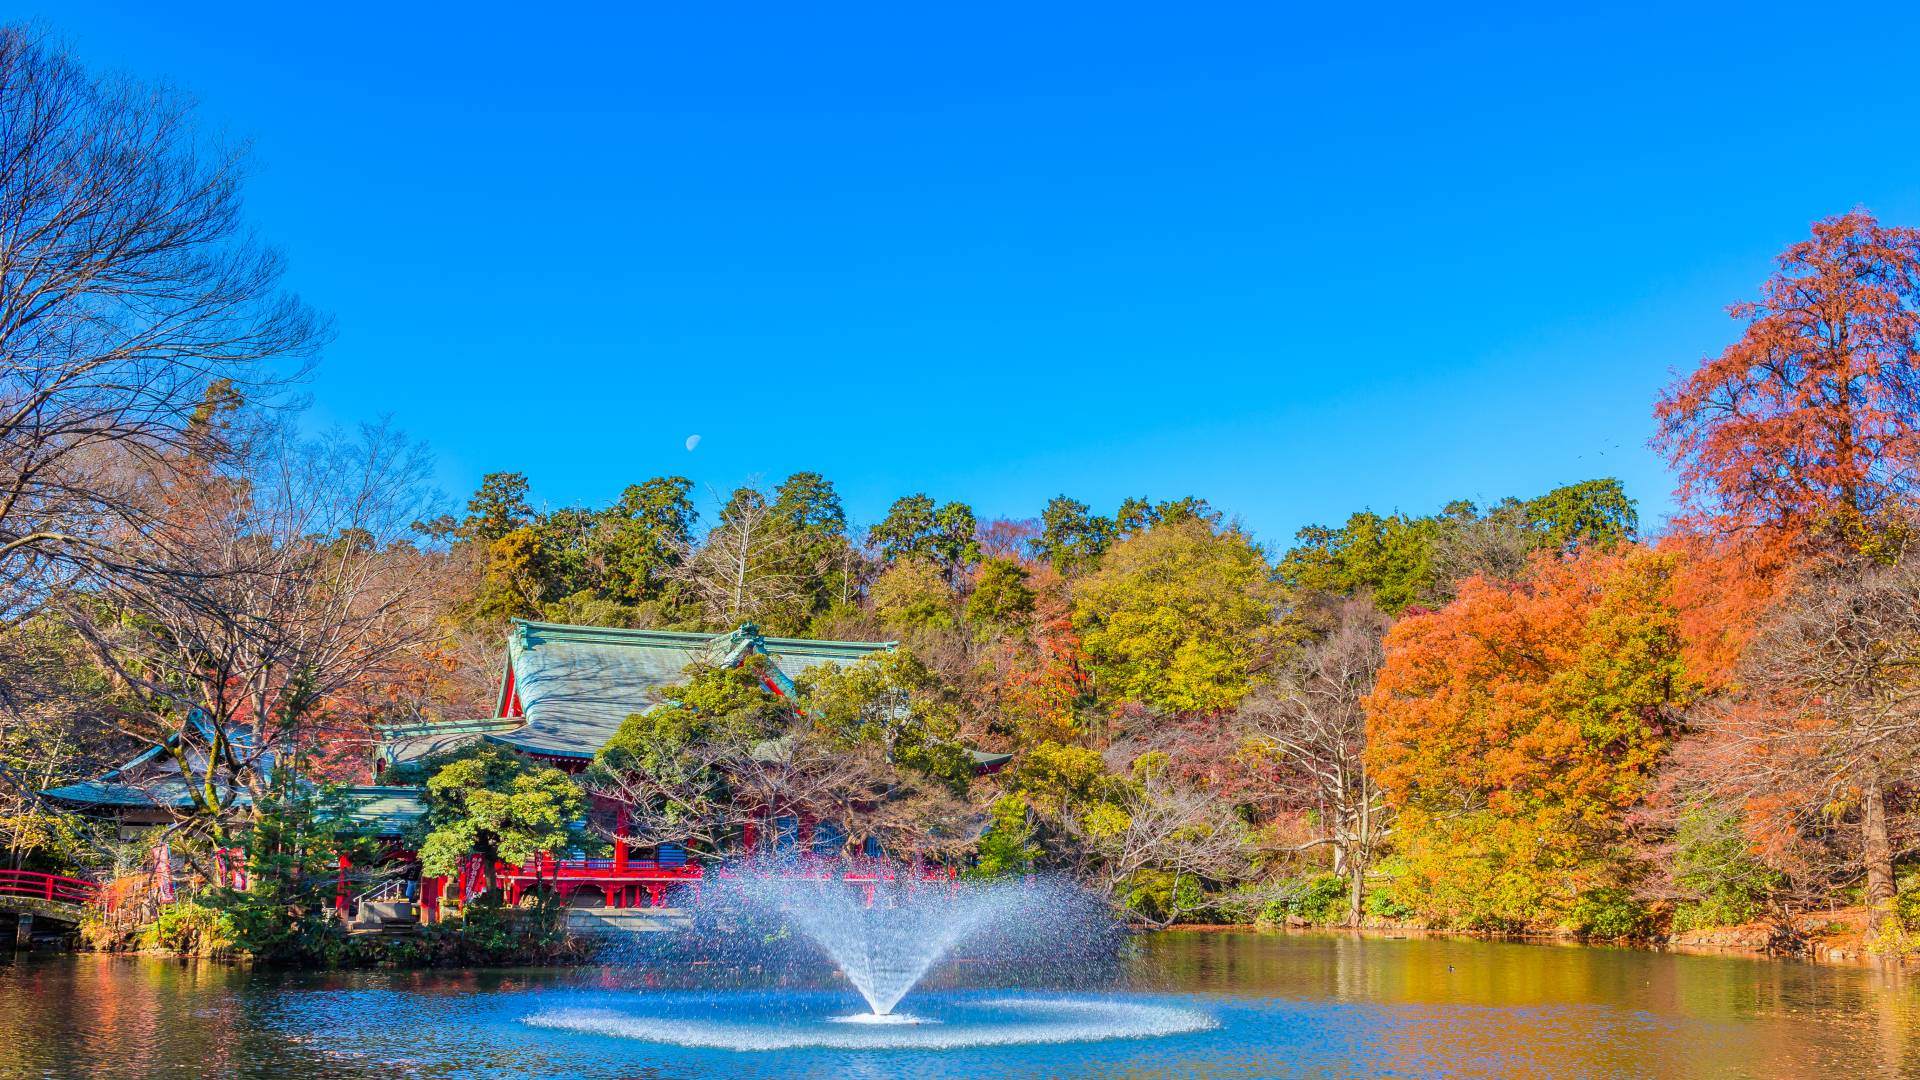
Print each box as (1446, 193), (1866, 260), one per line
(1135, 931), (1920, 1079)
(0, 941), (1916, 1077)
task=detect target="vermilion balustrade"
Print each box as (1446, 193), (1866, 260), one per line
(0, 870), (100, 905)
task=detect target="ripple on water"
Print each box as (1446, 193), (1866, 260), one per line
(522, 995), (1217, 1051)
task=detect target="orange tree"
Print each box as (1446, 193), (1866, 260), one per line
(1364, 547), (1695, 929)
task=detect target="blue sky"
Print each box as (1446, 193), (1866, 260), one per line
(17, 2), (1920, 548)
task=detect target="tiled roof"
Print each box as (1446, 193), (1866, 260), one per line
(376, 717), (526, 768)
(336, 786), (430, 835)
(486, 621), (894, 760)
(41, 778), (252, 810)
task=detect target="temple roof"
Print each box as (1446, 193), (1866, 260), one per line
(486, 620), (896, 761)
(41, 777), (253, 811)
(377, 717), (526, 769)
(40, 713), (269, 813)
(336, 786), (429, 835)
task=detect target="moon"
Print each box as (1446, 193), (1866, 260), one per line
(685, 434), (702, 451)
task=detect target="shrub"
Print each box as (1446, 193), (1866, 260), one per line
(1120, 869), (1204, 924)
(1365, 887), (1415, 921)
(1667, 804), (1781, 932)
(967, 795), (1039, 879)
(1258, 874), (1351, 927)
(1567, 887), (1654, 940)
(140, 901), (237, 957)
(1894, 888), (1920, 932)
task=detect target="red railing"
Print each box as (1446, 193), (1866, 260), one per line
(0, 870), (100, 906)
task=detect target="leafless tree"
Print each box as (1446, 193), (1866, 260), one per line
(1238, 595), (1389, 924)
(1428, 502), (1536, 599)
(65, 419), (441, 841)
(586, 721), (976, 860)
(0, 28), (323, 621)
(730, 733), (977, 859)
(1077, 757), (1250, 926)
(1691, 556), (1920, 926)
(671, 484), (807, 629)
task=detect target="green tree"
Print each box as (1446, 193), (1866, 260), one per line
(1278, 511), (1439, 614)
(872, 494), (938, 562)
(473, 526), (552, 622)
(966, 558), (1037, 631)
(533, 506), (603, 599)
(416, 747), (584, 894)
(872, 494), (980, 583)
(602, 476), (697, 603)
(869, 559), (955, 632)
(462, 472), (535, 544)
(1523, 478), (1639, 550)
(1032, 496), (1114, 574)
(588, 660), (794, 849)
(802, 650), (974, 792)
(1074, 518), (1285, 713)
(773, 471), (848, 536)
(774, 472), (852, 624)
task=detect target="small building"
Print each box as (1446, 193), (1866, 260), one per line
(42, 714), (259, 840)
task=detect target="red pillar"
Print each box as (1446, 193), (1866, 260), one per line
(335, 853), (349, 915)
(614, 806), (629, 873)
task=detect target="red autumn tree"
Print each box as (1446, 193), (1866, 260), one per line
(1654, 210), (1920, 554)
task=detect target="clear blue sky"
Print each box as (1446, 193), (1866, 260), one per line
(17, 2), (1920, 547)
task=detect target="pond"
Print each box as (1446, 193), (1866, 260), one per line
(2, 932), (1917, 1078)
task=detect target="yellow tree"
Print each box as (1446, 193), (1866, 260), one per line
(1071, 518), (1285, 715)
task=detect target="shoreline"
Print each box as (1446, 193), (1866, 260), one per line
(1146, 917), (1908, 969)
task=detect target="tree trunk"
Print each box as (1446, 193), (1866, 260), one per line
(1347, 856), (1365, 927)
(1863, 781), (1896, 924)
(1347, 767), (1372, 927)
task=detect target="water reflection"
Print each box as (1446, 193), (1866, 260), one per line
(0, 934), (1915, 1078)
(1137, 932), (1920, 1078)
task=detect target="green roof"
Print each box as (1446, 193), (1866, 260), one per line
(337, 786), (429, 835)
(41, 778), (251, 811)
(487, 620), (895, 760)
(376, 717), (526, 768)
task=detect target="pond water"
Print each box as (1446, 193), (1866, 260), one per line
(3, 932), (1919, 1078)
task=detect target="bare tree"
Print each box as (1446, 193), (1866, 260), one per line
(1692, 556), (1920, 927)
(1088, 760), (1250, 926)
(66, 419), (441, 842)
(586, 719), (975, 860)
(671, 484), (807, 629)
(0, 28), (323, 621)
(1238, 596), (1389, 924)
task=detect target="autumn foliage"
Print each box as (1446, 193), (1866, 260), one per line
(1655, 211), (1920, 554)
(1365, 548), (1694, 926)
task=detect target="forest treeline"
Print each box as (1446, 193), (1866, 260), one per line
(6, 26), (1920, 954)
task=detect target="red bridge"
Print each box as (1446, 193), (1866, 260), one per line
(0, 870), (100, 925)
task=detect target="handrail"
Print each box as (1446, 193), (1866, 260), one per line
(0, 870), (101, 905)
(350, 876), (411, 908)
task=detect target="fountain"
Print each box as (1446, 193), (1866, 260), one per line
(518, 856), (1218, 1050)
(737, 866), (1023, 1016)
